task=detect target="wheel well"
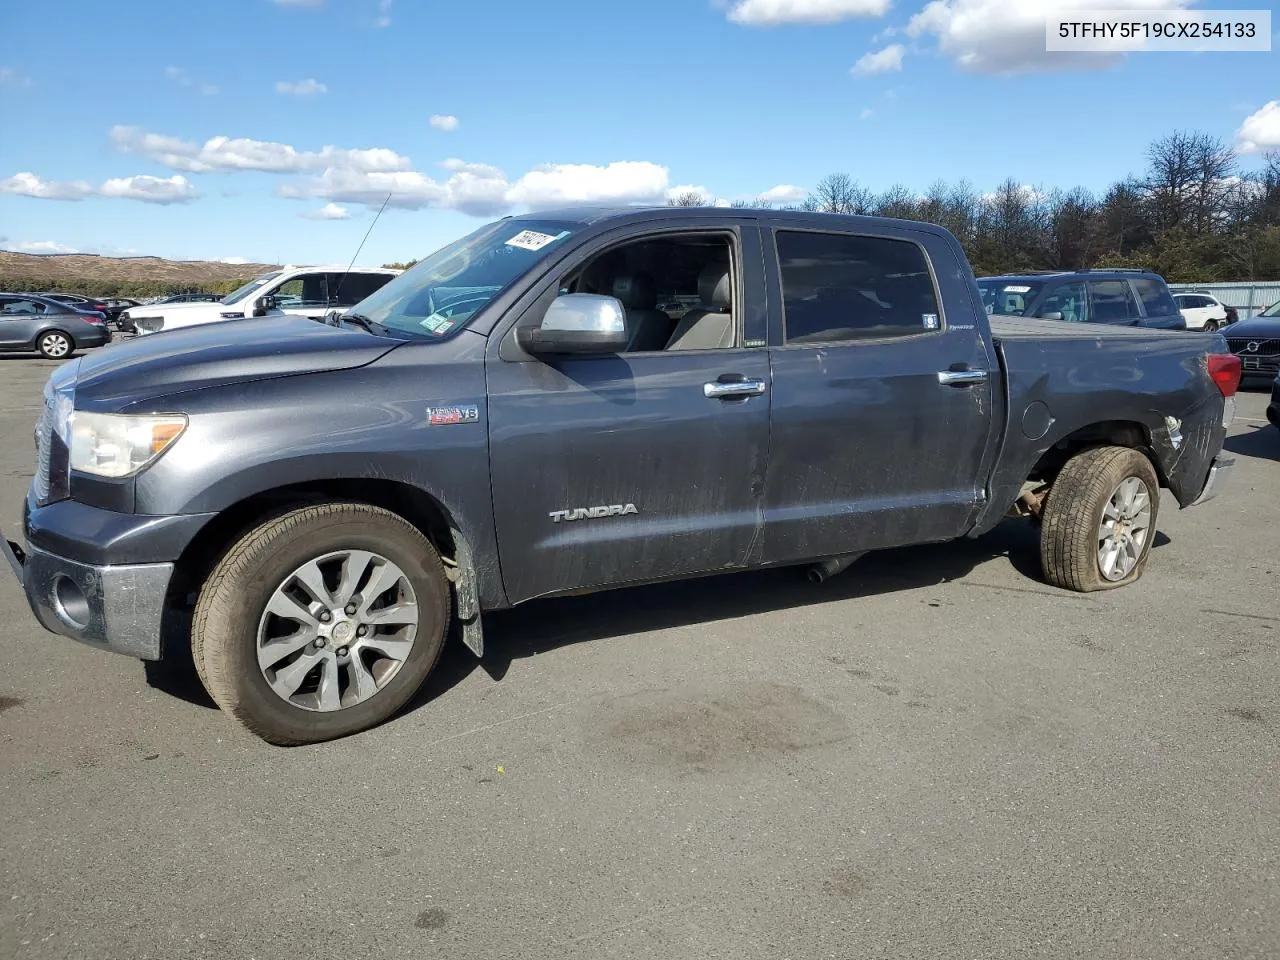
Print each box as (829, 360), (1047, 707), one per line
(164, 479), (459, 616)
(1027, 420), (1163, 487)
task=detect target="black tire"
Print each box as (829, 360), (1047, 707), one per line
(36, 330), (75, 360)
(1039, 446), (1160, 593)
(192, 503), (451, 745)
(1204, 320), (1219, 332)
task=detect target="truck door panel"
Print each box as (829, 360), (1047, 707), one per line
(759, 226), (998, 564)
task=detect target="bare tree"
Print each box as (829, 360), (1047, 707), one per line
(874, 183), (919, 220)
(802, 173), (872, 214)
(1045, 187), (1099, 269)
(666, 191), (706, 207)
(1144, 131), (1235, 235)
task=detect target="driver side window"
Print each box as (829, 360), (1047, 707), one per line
(273, 274), (329, 308)
(560, 234), (738, 353)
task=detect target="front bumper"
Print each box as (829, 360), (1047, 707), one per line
(1189, 455), (1235, 508)
(2, 528), (172, 661)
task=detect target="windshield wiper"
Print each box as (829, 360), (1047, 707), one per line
(338, 312), (392, 336)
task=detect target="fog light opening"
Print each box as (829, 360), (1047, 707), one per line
(53, 575), (90, 629)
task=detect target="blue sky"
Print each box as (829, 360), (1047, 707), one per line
(0, 0), (1275, 267)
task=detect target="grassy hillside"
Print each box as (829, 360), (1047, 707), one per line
(0, 251), (280, 298)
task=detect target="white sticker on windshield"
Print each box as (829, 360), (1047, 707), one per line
(505, 230), (559, 252)
(922, 313), (939, 330)
(1004, 285), (1032, 294)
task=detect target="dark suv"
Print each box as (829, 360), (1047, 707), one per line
(976, 269), (1186, 330)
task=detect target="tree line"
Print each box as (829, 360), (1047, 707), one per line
(670, 131), (1280, 282)
(0, 275), (252, 299)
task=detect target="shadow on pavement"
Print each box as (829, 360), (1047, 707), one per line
(1224, 424), (1278, 462)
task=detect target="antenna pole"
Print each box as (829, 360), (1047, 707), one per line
(332, 192), (392, 307)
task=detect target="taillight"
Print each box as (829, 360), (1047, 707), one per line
(1208, 353), (1241, 397)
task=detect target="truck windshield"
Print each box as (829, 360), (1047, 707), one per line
(1260, 300), (1280, 317)
(348, 220), (578, 339)
(222, 272), (282, 305)
(976, 279), (1044, 316)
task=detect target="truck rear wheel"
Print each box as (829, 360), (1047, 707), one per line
(192, 503), (451, 745)
(1039, 446), (1160, 593)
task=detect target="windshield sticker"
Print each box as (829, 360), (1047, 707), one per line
(505, 230), (560, 252)
(922, 313), (939, 330)
(1004, 285), (1032, 294)
(420, 314), (455, 334)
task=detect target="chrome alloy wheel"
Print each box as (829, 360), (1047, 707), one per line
(256, 550), (419, 712)
(1097, 476), (1153, 582)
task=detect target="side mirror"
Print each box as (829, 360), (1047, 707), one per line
(516, 293), (628, 357)
(1040, 311), (1064, 321)
(253, 294), (277, 317)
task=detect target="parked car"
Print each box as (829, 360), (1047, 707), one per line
(1223, 298), (1280, 383)
(0, 293), (110, 358)
(2, 208), (1238, 745)
(120, 267), (400, 336)
(38, 292), (111, 323)
(95, 298), (141, 330)
(1173, 292), (1231, 331)
(976, 269), (1187, 330)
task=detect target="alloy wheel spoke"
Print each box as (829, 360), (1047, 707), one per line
(357, 562), (407, 616)
(270, 651), (324, 699)
(291, 561), (333, 607)
(333, 551), (376, 607)
(315, 657), (342, 712)
(363, 602), (418, 626)
(359, 636), (414, 662)
(349, 655), (381, 703)
(266, 590), (320, 628)
(258, 625), (318, 670)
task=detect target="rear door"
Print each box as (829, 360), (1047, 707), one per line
(1131, 277), (1185, 329)
(758, 222), (999, 564)
(0, 296), (45, 349)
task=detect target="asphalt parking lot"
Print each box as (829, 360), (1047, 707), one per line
(0, 347), (1277, 960)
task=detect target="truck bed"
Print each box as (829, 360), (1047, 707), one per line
(970, 316), (1229, 536)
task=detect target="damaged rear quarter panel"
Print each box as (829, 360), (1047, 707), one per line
(974, 322), (1227, 535)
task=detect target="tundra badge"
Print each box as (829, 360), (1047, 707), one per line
(549, 504), (639, 523)
(426, 405), (480, 426)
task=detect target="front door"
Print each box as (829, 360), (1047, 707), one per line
(485, 223), (771, 604)
(0, 296), (45, 349)
(758, 224), (999, 564)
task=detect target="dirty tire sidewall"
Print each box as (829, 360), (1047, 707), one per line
(193, 503), (451, 745)
(1039, 446), (1161, 593)
(37, 331), (73, 359)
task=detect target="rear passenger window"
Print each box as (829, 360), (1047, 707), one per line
(1133, 278), (1178, 317)
(777, 231), (940, 344)
(329, 272), (395, 307)
(1089, 280), (1139, 323)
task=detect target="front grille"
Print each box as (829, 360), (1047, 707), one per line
(33, 398), (52, 503)
(1227, 338), (1280, 376)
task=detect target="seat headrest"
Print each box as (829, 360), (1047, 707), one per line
(611, 272), (657, 310)
(697, 265), (731, 310)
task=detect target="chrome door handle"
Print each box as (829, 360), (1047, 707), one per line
(937, 369), (989, 386)
(704, 378), (767, 399)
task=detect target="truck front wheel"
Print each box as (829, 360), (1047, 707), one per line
(1039, 446), (1161, 593)
(192, 503), (451, 745)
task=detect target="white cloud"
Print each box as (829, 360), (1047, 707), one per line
(907, 0), (1192, 74)
(981, 183), (1046, 204)
(164, 65), (219, 95)
(852, 43), (905, 74)
(99, 174), (199, 205)
(302, 202), (351, 220)
(430, 114), (459, 132)
(0, 66), (31, 88)
(110, 126), (410, 175)
(12, 240), (79, 254)
(375, 0), (392, 26)
(758, 184), (807, 203)
(727, 0), (890, 25)
(666, 184), (714, 202)
(0, 172), (94, 201)
(281, 158), (671, 216)
(276, 78), (328, 96)
(218, 256), (251, 264)
(1236, 101), (1280, 154)
(859, 107), (874, 119)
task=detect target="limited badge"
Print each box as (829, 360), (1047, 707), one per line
(426, 405), (480, 426)
(922, 313), (940, 330)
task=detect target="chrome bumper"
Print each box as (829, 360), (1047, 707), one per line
(1189, 455), (1235, 508)
(2, 528), (172, 661)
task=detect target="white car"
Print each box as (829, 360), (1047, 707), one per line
(1173, 292), (1230, 331)
(122, 264), (401, 336)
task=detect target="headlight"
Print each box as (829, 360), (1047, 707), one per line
(69, 412), (188, 478)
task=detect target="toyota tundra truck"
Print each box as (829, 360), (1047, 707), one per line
(1, 208), (1241, 745)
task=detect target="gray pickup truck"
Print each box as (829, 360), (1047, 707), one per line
(1, 208), (1241, 745)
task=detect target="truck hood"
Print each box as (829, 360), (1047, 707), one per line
(72, 315), (401, 410)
